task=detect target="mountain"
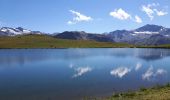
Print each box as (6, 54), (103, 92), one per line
(135, 24), (164, 32)
(0, 27), (44, 36)
(108, 24), (170, 45)
(1, 24), (170, 45)
(54, 31), (114, 42)
(138, 34), (170, 45)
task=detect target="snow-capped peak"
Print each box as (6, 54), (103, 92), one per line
(0, 27), (43, 36)
(0, 27), (22, 35)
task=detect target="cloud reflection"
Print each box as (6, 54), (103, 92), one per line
(156, 69), (167, 75)
(69, 63), (92, 78)
(135, 62), (142, 71)
(110, 67), (131, 78)
(73, 67), (92, 78)
(142, 66), (154, 81)
(142, 66), (167, 81)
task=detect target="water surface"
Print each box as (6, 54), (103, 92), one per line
(0, 48), (170, 100)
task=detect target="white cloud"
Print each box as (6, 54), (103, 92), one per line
(68, 10), (93, 25)
(73, 67), (92, 78)
(142, 3), (168, 20)
(135, 62), (142, 71)
(110, 8), (142, 24)
(134, 15), (143, 23)
(142, 66), (167, 81)
(110, 8), (131, 20)
(110, 67), (131, 78)
(142, 4), (155, 20)
(154, 9), (168, 16)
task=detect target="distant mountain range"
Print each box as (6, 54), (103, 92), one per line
(54, 31), (113, 42)
(0, 27), (45, 36)
(1, 24), (170, 45)
(108, 24), (170, 45)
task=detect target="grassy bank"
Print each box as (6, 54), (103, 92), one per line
(137, 45), (170, 49)
(0, 35), (133, 48)
(106, 84), (170, 100)
(0, 35), (170, 49)
(84, 84), (170, 100)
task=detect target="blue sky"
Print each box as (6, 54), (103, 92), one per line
(0, 0), (169, 33)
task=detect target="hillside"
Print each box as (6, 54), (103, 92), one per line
(0, 35), (132, 48)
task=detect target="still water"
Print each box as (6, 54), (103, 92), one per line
(0, 48), (169, 100)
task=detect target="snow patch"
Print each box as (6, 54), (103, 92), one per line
(134, 31), (159, 35)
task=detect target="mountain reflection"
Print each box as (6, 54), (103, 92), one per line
(0, 48), (170, 66)
(134, 49), (170, 61)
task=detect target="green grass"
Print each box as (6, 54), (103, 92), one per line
(84, 84), (170, 100)
(0, 34), (133, 48)
(106, 83), (170, 100)
(137, 45), (170, 49)
(156, 44), (170, 48)
(1, 34), (170, 49)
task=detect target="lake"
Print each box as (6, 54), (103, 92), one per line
(0, 48), (170, 100)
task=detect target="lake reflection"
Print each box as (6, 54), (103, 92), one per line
(0, 48), (169, 100)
